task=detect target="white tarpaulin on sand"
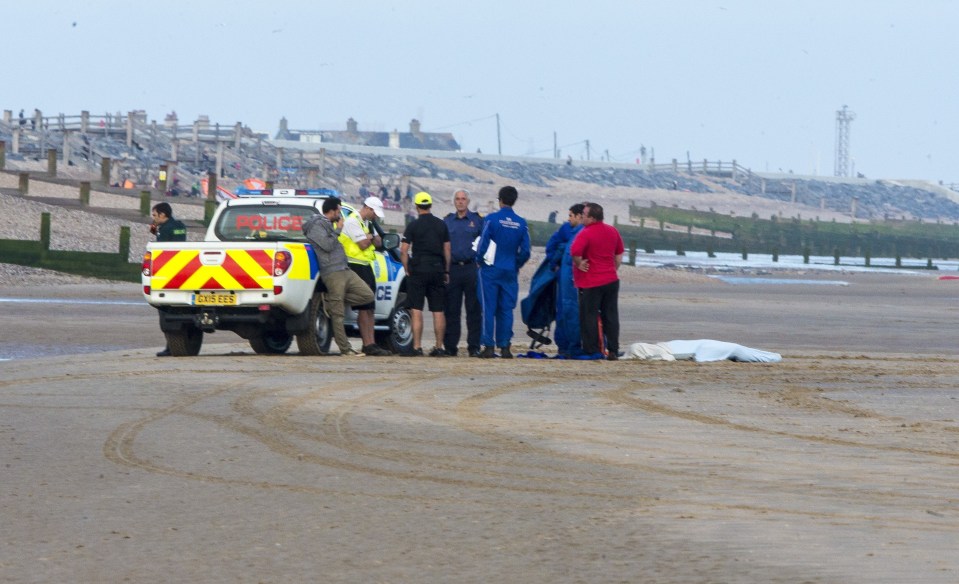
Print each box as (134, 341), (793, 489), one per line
(623, 339), (782, 363)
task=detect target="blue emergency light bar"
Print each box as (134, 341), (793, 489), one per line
(235, 188), (340, 197)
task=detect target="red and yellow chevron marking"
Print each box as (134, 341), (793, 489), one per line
(283, 243), (313, 280)
(151, 249), (274, 290)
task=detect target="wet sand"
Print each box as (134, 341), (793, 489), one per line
(1, 270), (958, 582)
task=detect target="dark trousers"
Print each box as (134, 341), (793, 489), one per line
(444, 262), (481, 354)
(578, 280), (620, 355)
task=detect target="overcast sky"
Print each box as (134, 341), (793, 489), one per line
(8, 0), (959, 183)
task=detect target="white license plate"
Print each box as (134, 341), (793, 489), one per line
(193, 292), (237, 306)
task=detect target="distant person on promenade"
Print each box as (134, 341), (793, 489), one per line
(474, 185), (531, 359)
(151, 202), (187, 357)
(570, 202), (624, 361)
(546, 203), (585, 358)
(400, 192), (451, 357)
(443, 188), (484, 357)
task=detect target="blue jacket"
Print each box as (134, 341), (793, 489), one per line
(475, 206), (531, 271)
(545, 222), (574, 269)
(444, 210), (484, 263)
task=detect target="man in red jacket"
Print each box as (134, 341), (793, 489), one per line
(570, 202), (625, 360)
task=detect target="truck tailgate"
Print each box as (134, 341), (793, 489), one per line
(144, 242), (316, 312)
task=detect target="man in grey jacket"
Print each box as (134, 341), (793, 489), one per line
(302, 196), (387, 356)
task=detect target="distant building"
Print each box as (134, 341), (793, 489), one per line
(274, 117), (460, 151)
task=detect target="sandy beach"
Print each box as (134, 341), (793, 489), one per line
(2, 265), (959, 582)
(2, 171), (959, 582)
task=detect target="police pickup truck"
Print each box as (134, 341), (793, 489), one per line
(141, 189), (411, 356)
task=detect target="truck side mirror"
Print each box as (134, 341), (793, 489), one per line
(381, 232), (400, 250)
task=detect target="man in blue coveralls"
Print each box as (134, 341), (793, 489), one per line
(475, 185), (531, 359)
(546, 203), (585, 358)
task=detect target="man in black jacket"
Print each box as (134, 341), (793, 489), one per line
(151, 202), (186, 357)
(151, 202), (186, 242)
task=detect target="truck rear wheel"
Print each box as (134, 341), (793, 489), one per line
(296, 293), (333, 355)
(166, 326), (203, 356)
(249, 332), (293, 354)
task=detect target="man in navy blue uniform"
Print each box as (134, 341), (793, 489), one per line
(474, 185), (531, 359)
(443, 188), (484, 357)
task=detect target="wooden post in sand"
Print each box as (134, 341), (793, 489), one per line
(119, 226), (131, 261)
(0, 141), (5, 170)
(19, 172), (29, 195)
(40, 212), (50, 250)
(140, 191), (151, 216)
(47, 149), (57, 176)
(201, 199), (214, 227)
(100, 157), (111, 185)
(80, 182), (91, 207)
(206, 171), (217, 200)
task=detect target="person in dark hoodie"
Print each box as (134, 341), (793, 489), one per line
(302, 196), (376, 357)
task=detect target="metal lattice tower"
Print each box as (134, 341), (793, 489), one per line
(834, 105), (856, 177)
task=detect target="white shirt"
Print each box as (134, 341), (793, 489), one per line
(342, 213), (369, 243)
